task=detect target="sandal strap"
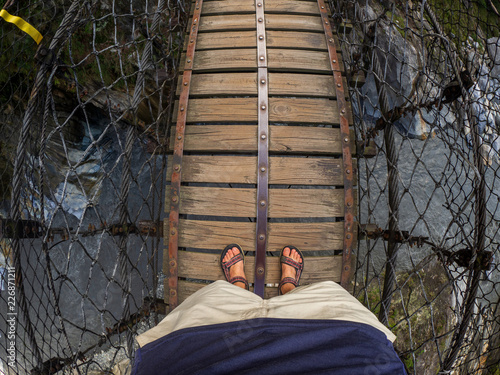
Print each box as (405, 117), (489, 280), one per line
(280, 255), (304, 271)
(229, 276), (249, 290)
(221, 252), (244, 280)
(278, 277), (298, 295)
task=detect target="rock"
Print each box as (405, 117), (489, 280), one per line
(487, 37), (500, 79)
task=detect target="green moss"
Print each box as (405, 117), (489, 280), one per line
(387, 11), (407, 39)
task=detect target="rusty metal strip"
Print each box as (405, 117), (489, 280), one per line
(254, 0), (268, 297)
(167, 0), (203, 311)
(317, 0), (355, 290)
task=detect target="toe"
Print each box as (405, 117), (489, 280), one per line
(283, 247), (291, 257)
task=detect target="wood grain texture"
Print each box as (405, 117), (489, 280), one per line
(165, 186), (345, 217)
(181, 49), (256, 71)
(173, 97), (342, 124)
(193, 0), (320, 15)
(176, 73), (348, 98)
(192, 31), (256, 50)
(194, 14), (323, 32)
(168, 125), (350, 154)
(178, 251), (342, 283)
(164, 219), (346, 251)
(169, 280), (280, 303)
(268, 49), (331, 72)
(166, 155), (344, 185)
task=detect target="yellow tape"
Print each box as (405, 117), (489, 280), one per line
(0, 9), (43, 45)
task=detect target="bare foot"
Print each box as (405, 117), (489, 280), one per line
(222, 247), (247, 289)
(280, 247), (303, 295)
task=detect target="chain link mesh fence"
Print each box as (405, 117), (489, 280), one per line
(1, 0), (500, 373)
(0, 0), (188, 373)
(330, 0), (500, 373)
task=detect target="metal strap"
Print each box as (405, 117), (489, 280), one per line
(168, 0), (203, 311)
(254, 0), (268, 297)
(317, 0), (355, 290)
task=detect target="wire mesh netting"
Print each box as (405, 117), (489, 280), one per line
(330, 0), (500, 373)
(0, 0), (500, 373)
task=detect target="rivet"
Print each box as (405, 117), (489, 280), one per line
(344, 137), (349, 143)
(337, 83), (341, 87)
(321, 6), (325, 9)
(325, 21), (329, 25)
(259, 56), (265, 61)
(346, 234), (352, 239)
(259, 35), (264, 40)
(260, 167), (266, 172)
(332, 59), (337, 63)
(261, 134), (267, 140)
(258, 18), (263, 23)
(180, 106), (185, 111)
(257, 2), (262, 6)
(193, 19), (197, 24)
(257, 267), (264, 274)
(190, 39), (194, 43)
(259, 234), (265, 240)
(261, 105), (266, 110)
(329, 38), (333, 43)
(261, 79), (266, 84)
(172, 196), (178, 203)
(344, 265), (349, 271)
(341, 109), (346, 114)
(169, 260), (176, 267)
(174, 164), (180, 172)
(170, 290), (177, 296)
(260, 200), (266, 207)
(346, 169), (351, 174)
(196, 6), (199, 9)
(347, 202), (352, 207)
(184, 82), (188, 86)
(171, 229), (176, 235)
(187, 59), (191, 63)
(177, 135), (182, 140)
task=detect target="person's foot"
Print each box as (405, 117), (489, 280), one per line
(222, 246), (248, 289)
(280, 246), (303, 295)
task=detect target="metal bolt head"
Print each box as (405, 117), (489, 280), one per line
(258, 18), (263, 22)
(261, 105), (266, 110)
(344, 137), (349, 143)
(261, 134), (267, 140)
(259, 56), (265, 61)
(329, 38), (333, 43)
(184, 82), (188, 86)
(260, 200), (266, 207)
(257, 267), (264, 275)
(174, 164), (180, 172)
(170, 290), (177, 296)
(346, 234), (351, 239)
(259, 35), (264, 40)
(171, 229), (176, 235)
(325, 21), (329, 25)
(346, 169), (351, 174)
(259, 234), (265, 240)
(260, 167), (266, 172)
(187, 59), (191, 63)
(180, 106), (185, 111)
(332, 59), (337, 63)
(347, 202), (352, 207)
(190, 39), (194, 43)
(257, 2), (262, 6)
(321, 6), (325, 9)
(337, 83), (341, 87)
(169, 260), (176, 267)
(341, 109), (346, 114)
(178, 135), (182, 140)
(172, 196), (178, 203)
(261, 79), (266, 84)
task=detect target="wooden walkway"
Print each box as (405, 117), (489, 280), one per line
(164, 0), (356, 310)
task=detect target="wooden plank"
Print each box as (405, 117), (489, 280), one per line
(194, 14), (323, 32)
(176, 73), (348, 98)
(193, 31), (256, 50)
(268, 49), (331, 72)
(173, 98), (341, 124)
(180, 49), (256, 71)
(266, 14), (323, 32)
(178, 252), (342, 283)
(168, 125), (349, 154)
(184, 31), (337, 51)
(164, 219), (346, 251)
(166, 186), (346, 217)
(177, 73), (257, 96)
(171, 280), (280, 303)
(166, 155), (345, 185)
(193, 0), (321, 16)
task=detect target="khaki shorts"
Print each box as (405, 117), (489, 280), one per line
(137, 280), (395, 347)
